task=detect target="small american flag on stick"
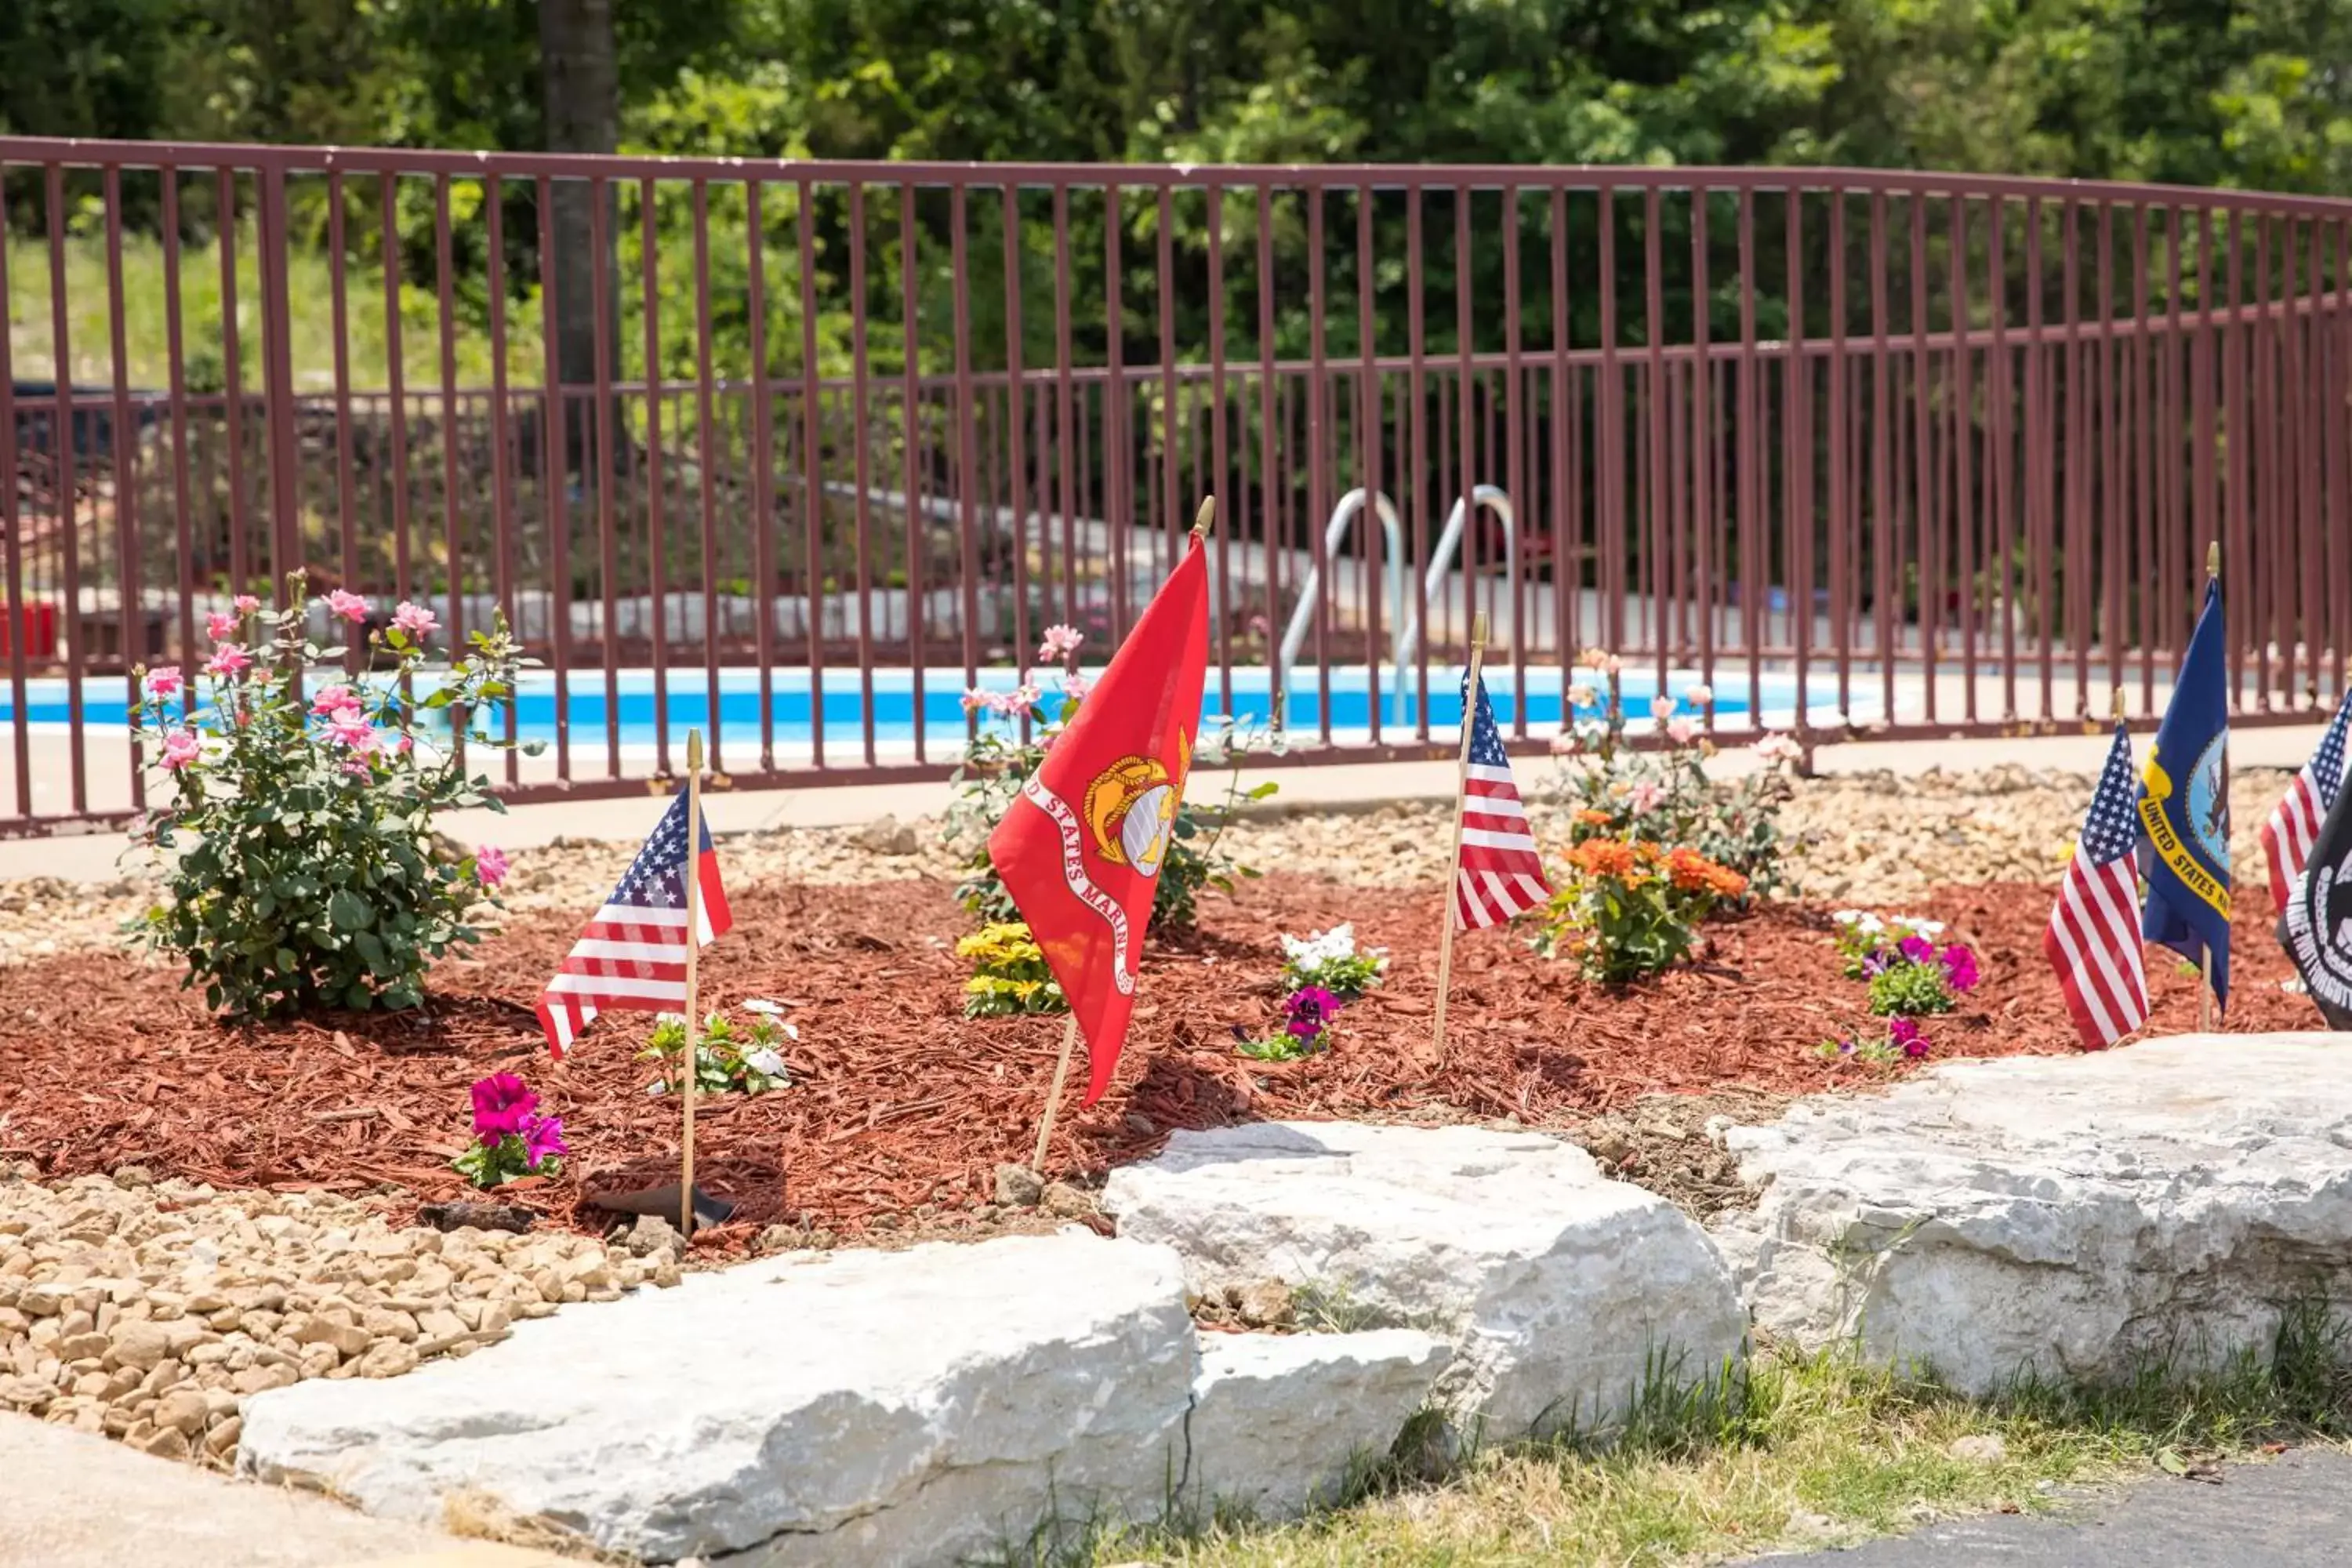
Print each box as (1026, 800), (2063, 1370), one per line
(2259, 691), (2352, 915)
(1453, 670), (1552, 930)
(2044, 720), (2149, 1051)
(535, 783), (733, 1057)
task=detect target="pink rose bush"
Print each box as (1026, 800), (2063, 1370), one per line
(128, 574), (533, 1018)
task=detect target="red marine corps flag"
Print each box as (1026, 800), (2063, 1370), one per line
(989, 501), (1214, 1141)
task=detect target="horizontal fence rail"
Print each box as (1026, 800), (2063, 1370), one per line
(2, 137), (2349, 831)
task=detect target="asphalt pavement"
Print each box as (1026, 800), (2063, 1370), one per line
(1758, 1446), (2352, 1566)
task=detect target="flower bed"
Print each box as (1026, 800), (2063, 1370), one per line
(0, 874), (2314, 1245)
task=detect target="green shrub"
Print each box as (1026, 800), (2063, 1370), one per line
(126, 576), (529, 1018)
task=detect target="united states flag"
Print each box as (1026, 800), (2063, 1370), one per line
(2259, 691), (2352, 914)
(535, 785), (732, 1057)
(2043, 722), (2148, 1051)
(1454, 673), (1552, 930)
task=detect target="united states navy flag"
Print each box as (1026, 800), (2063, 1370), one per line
(2138, 578), (2231, 1010)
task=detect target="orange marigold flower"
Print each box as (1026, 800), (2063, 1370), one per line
(1566, 838), (1639, 880)
(1662, 846), (1747, 898)
(1574, 808), (1613, 827)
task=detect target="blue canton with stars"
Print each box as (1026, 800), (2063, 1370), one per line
(2080, 723), (2141, 868)
(1461, 673), (1510, 768)
(606, 785), (711, 909)
(2314, 693), (2351, 811)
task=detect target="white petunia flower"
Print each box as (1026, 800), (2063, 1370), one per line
(742, 1048), (789, 1081)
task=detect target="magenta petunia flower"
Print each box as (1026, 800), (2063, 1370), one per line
(1896, 934), (1936, 965)
(1283, 985), (1342, 1040)
(470, 1073), (538, 1138)
(1940, 943), (1980, 994)
(1889, 1016), (1929, 1058)
(521, 1115), (568, 1167)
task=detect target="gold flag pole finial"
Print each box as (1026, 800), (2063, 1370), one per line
(2113, 687), (2125, 723)
(1192, 495), (1218, 539)
(1472, 610), (1490, 648)
(2207, 542), (2221, 579)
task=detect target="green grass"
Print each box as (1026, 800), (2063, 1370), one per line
(5, 229), (537, 392)
(989, 1305), (2352, 1568)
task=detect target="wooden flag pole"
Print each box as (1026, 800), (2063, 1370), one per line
(1028, 493), (1219, 1175)
(681, 728), (704, 1237)
(1032, 1014), (1080, 1173)
(2201, 541), (2220, 1033)
(1432, 612), (1490, 1057)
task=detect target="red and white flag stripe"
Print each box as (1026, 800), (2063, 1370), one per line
(2042, 724), (2149, 1051)
(1454, 674), (1552, 930)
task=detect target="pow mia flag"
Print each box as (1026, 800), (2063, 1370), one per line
(2280, 775), (2352, 1030)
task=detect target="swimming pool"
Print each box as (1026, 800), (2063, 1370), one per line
(0, 665), (1880, 753)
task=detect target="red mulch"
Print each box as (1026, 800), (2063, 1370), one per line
(0, 874), (2321, 1245)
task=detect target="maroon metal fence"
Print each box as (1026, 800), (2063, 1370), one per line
(2, 136), (2348, 832)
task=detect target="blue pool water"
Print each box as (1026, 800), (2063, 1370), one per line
(0, 664), (1867, 750)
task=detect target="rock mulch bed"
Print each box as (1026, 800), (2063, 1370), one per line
(0, 765), (2298, 967)
(0, 1168), (682, 1468)
(2, 867), (2324, 1254)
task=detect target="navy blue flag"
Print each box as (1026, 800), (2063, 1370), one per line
(2138, 578), (2232, 1010)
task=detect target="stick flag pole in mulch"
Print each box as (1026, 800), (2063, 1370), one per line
(532, 734), (734, 1232)
(1435, 613), (1552, 1058)
(681, 728), (706, 1237)
(995, 495), (1217, 1174)
(1431, 612), (1488, 1054)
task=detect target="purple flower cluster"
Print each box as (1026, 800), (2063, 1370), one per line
(467, 1073), (568, 1173)
(1284, 985), (1341, 1047)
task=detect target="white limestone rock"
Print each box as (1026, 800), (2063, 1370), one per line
(1711, 1033), (2352, 1396)
(240, 1233), (1197, 1566)
(1102, 1121), (1748, 1439)
(1184, 1329), (1449, 1519)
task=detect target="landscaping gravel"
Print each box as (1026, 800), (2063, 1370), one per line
(0, 766), (2299, 969)
(0, 1167), (681, 1469)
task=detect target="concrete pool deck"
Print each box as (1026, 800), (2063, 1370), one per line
(0, 719), (2330, 885)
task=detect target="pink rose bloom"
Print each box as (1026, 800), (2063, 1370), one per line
(1036, 624), (1083, 663)
(309, 684), (356, 716)
(205, 610), (240, 643)
(1566, 683), (1598, 709)
(143, 666), (183, 701)
(204, 643), (251, 677)
(1548, 730), (1581, 754)
(1666, 717), (1700, 746)
(1649, 693), (1678, 720)
(339, 755), (374, 779)
(326, 589), (369, 623)
(959, 687), (989, 714)
(233, 593), (260, 614)
(474, 845), (510, 888)
(160, 730), (201, 771)
(1686, 684), (1714, 706)
(1628, 781), (1668, 815)
(392, 601), (439, 639)
(1061, 673), (1093, 702)
(326, 704), (377, 750)
(1753, 732), (1803, 764)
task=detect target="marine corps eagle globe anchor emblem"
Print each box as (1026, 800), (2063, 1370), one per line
(1085, 757), (1178, 877)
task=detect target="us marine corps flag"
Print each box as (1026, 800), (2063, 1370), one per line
(989, 500), (1212, 1118)
(2279, 763), (2352, 1030)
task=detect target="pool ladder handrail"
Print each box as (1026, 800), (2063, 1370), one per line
(1277, 484), (1516, 731)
